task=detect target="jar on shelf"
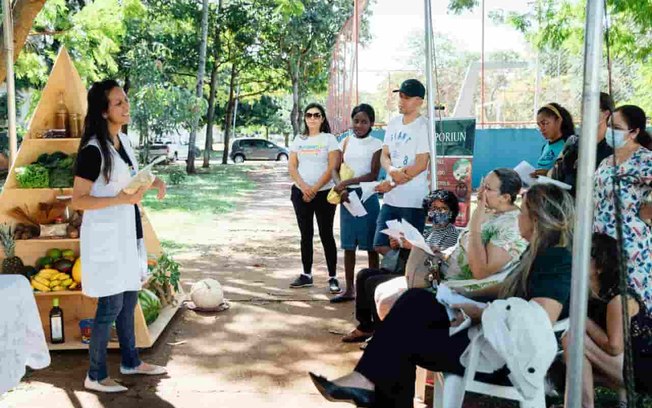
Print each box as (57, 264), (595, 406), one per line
(69, 113), (80, 138)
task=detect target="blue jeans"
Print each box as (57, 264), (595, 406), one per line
(88, 291), (141, 381)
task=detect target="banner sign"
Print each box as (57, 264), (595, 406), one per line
(433, 118), (475, 227)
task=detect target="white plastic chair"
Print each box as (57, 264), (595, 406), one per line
(414, 272), (512, 402)
(429, 319), (569, 408)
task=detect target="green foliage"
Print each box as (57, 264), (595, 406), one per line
(151, 253), (181, 292)
(167, 167), (187, 186)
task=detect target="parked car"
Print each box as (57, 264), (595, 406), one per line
(148, 139), (201, 163)
(230, 138), (289, 163)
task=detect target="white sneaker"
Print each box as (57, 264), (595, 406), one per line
(120, 363), (167, 376)
(84, 376), (128, 393)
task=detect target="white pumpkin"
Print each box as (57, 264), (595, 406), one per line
(190, 278), (225, 309)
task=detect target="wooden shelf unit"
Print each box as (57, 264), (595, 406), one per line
(0, 47), (181, 351)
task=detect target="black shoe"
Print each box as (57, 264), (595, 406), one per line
(290, 274), (313, 288)
(328, 278), (341, 294)
(330, 293), (355, 304)
(309, 372), (375, 407)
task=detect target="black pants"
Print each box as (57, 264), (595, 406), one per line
(355, 289), (471, 408)
(291, 185), (337, 277)
(355, 268), (403, 332)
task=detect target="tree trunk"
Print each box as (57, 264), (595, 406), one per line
(202, 0), (223, 169)
(221, 63), (237, 165)
(186, 0), (210, 174)
(0, 0), (48, 84)
(203, 64), (219, 168)
(290, 67), (301, 138)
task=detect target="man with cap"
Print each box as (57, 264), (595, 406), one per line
(373, 79), (431, 255)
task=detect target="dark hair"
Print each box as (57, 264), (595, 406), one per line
(491, 168), (522, 203)
(422, 189), (460, 221)
(615, 105), (652, 150)
(351, 103), (376, 125)
(591, 233), (620, 299)
(600, 92), (615, 113)
(77, 80), (121, 183)
(303, 103), (331, 135)
(537, 102), (575, 140)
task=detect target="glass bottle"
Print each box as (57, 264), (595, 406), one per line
(55, 92), (68, 131)
(49, 298), (65, 344)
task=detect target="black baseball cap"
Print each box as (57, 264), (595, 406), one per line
(393, 79), (426, 98)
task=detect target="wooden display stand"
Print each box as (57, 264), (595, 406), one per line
(0, 47), (182, 350)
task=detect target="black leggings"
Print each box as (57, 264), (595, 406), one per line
(291, 185), (337, 277)
(355, 268), (403, 332)
(355, 288), (471, 408)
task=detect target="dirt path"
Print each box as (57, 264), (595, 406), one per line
(1, 163), (385, 408)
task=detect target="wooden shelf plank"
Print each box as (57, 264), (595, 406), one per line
(25, 138), (82, 143)
(2, 187), (73, 193)
(16, 238), (80, 244)
(34, 290), (82, 297)
(48, 340), (120, 351)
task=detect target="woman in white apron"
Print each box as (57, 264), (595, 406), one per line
(72, 80), (167, 393)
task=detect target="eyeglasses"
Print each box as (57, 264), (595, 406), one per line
(305, 112), (322, 119)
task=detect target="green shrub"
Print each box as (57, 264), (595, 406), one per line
(168, 167), (186, 185)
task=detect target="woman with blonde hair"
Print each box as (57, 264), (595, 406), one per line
(309, 183), (575, 407)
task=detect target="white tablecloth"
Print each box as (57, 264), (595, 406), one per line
(0, 275), (50, 395)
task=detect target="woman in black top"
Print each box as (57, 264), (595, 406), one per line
(72, 80), (167, 393)
(309, 183), (575, 407)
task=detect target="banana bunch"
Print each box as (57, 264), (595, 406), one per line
(31, 268), (78, 292)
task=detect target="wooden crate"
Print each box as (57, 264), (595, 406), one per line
(0, 47), (180, 351)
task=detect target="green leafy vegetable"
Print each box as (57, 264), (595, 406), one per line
(15, 164), (50, 188)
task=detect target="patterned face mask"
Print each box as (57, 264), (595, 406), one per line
(428, 209), (451, 225)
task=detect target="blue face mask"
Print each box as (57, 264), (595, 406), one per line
(428, 210), (451, 226)
(606, 129), (630, 149)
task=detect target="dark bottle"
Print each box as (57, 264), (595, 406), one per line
(49, 298), (65, 344)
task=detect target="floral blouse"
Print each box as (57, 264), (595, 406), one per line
(593, 147), (652, 312)
(444, 209), (528, 280)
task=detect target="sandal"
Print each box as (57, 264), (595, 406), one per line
(342, 328), (373, 343)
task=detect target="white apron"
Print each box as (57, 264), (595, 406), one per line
(80, 133), (148, 298)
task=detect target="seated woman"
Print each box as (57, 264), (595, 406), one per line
(561, 233), (652, 408)
(532, 102), (575, 176)
(375, 168), (529, 320)
(341, 189), (460, 343)
(443, 168), (528, 281)
(310, 183), (575, 408)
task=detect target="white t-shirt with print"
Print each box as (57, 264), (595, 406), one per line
(382, 115), (431, 208)
(290, 133), (340, 191)
(340, 135), (383, 188)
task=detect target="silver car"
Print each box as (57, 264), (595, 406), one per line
(230, 138), (289, 163)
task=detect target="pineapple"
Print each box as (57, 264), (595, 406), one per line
(0, 224), (24, 275)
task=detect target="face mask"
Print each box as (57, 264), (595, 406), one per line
(606, 129), (630, 149)
(429, 210), (451, 225)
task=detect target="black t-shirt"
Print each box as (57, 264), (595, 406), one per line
(75, 143), (144, 239)
(527, 247), (573, 319)
(550, 137), (614, 197)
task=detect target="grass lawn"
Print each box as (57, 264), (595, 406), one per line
(142, 163), (255, 216)
(141, 162), (256, 250)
